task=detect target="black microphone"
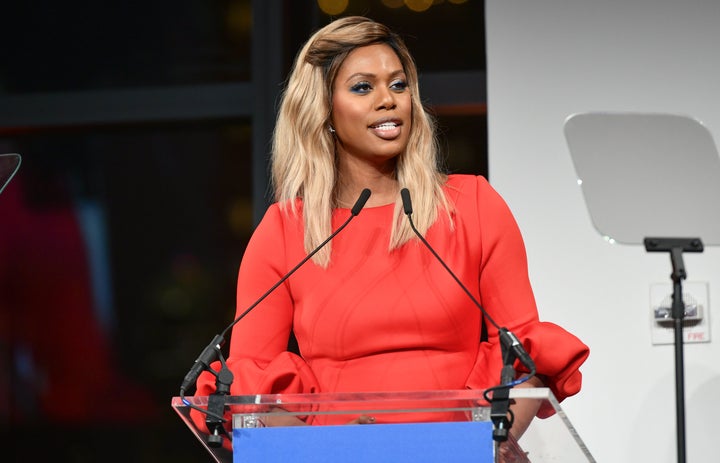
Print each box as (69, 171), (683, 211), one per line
(180, 334), (225, 396)
(497, 328), (536, 376)
(399, 188), (536, 376)
(179, 188), (372, 395)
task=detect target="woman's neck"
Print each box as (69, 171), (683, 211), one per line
(336, 167), (398, 208)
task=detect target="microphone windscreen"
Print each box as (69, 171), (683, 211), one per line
(351, 188), (372, 216)
(400, 188), (413, 215)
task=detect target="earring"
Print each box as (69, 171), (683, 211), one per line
(328, 126), (336, 134)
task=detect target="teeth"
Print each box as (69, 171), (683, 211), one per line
(373, 122), (398, 130)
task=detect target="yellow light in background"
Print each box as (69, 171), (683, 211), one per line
(381, 0), (406, 8)
(226, 0), (252, 40)
(448, 0), (468, 4)
(404, 0), (434, 12)
(318, 0), (349, 15)
(227, 198), (254, 236)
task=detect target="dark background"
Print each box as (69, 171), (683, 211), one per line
(0, 1), (487, 461)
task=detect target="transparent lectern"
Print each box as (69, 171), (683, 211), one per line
(172, 388), (594, 462)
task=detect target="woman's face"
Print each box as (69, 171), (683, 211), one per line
(330, 43), (412, 172)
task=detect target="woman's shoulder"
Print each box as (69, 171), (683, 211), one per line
(442, 174), (513, 224)
(252, 199), (304, 241)
(260, 198), (303, 221)
(446, 173), (489, 187)
(243, 200), (304, 261)
(444, 174), (492, 202)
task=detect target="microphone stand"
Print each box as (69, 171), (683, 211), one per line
(400, 187), (537, 447)
(178, 189), (372, 447)
(644, 237), (704, 463)
(490, 342), (517, 443)
(205, 350), (234, 448)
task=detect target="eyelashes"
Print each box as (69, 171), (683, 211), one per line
(349, 82), (373, 94)
(391, 80), (408, 91)
(349, 79), (408, 94)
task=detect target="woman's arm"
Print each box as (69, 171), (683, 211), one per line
(508, 375), (545, 440)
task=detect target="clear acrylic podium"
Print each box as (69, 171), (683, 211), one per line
(172, 387), (594, 462)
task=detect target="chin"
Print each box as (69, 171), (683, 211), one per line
(376, 141), (407, 157)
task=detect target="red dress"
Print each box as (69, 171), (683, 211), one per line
(195, 175), (589, 421)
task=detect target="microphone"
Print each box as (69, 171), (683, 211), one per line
(179, 188), (372, 395)
(399, 187), (536, 376)
(400, 187), (535, 443)
(497, 328), (536, 377)
(180, 334), (225, 396)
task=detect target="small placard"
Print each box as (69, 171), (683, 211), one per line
(650, 281), (711, 344)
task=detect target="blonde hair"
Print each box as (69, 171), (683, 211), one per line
(272, 16), (451, 267)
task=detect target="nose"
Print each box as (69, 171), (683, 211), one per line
(375, 87), (396, 110)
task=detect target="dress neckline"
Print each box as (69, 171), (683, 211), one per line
(334, 202), (395, 212)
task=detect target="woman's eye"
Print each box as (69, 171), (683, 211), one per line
(350, 82), (372, 94)
(391, 80), (408, 91)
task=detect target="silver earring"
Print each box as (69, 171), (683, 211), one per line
(328, 126), (336, 134)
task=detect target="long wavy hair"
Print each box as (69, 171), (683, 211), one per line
(272, 16), (451, 267)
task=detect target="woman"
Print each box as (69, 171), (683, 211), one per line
(195, 16), (589, 439)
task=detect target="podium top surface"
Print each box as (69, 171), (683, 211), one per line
(172, 388), (595, 463)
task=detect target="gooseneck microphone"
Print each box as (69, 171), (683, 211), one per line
(180, 188), (371, 396)
(178, 188), (371, 441)
(400, 187), (536, 442)
(399, 188), (536, 375)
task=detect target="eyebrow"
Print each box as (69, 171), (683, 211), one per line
(343, 69), (406, 84)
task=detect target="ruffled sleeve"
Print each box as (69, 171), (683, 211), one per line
(465, 321), (589, 418)
(195, 351), (319, 398)
(190, 353), (319, 436)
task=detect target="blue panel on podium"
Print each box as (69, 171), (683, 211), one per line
(233, 421), (494, 462)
